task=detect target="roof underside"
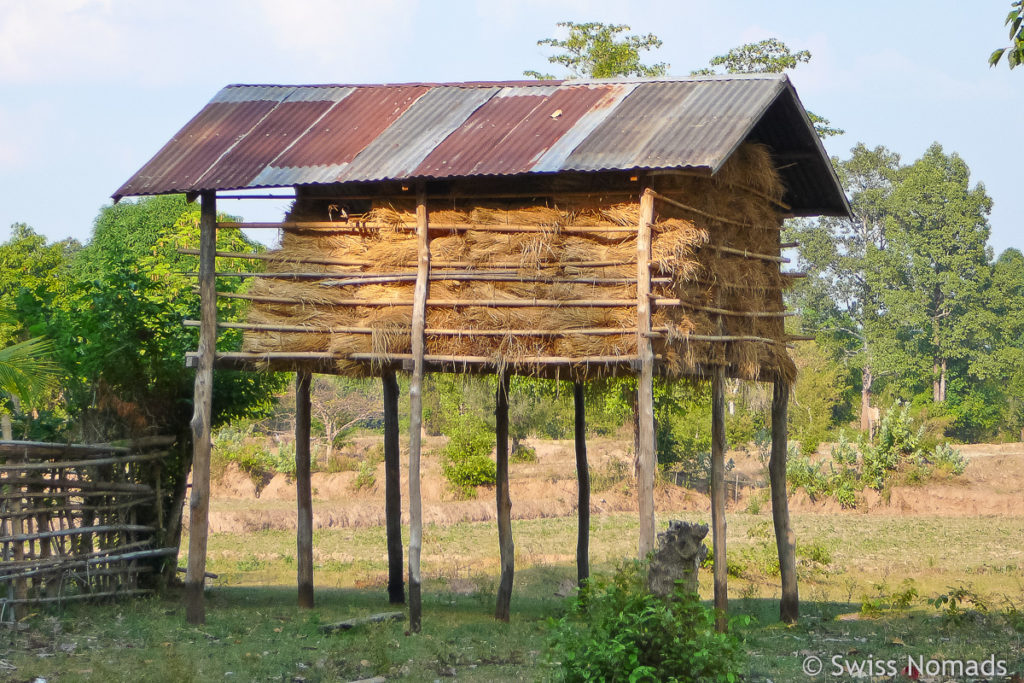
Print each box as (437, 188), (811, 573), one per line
(115, 75), (850, 217)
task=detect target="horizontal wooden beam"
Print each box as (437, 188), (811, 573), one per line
(652, 298), (795, 318)
(215, 291), (638, 307)
(187, 271), (657, 286)
(217, 221), (640, 235)
(0, 451), (167, 472)
(184, 320), (636, 337)
(177, 248), (635, 270)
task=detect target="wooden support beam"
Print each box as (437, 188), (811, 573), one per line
(573, 381), (590, 587)
(770, 380), (799, 623)
(494, 370), (514, 622)
(295, 370), (314, 609)
(382, 370), (405, 605)
(636, 187), (657, 560)
(215, 291), (638, 308)
(185, 189), (216, 625)
(711, 367), (728, 633)
(407, 184), (429, 633)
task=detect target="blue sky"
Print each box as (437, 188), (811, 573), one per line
(2, 0), (1020, 255)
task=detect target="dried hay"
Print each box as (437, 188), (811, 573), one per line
(241, 142), (794, 382)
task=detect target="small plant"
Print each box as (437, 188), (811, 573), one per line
(441, 416), (496, 498)
(590, 458), (631, 493)
(547, 560), (747, 682)
(510, 442), (538, 463)
(929, 584), (989, 625)
(351, 459), (377, 491)
(744, 488), (768, 514)
(860, 579), (920, 617)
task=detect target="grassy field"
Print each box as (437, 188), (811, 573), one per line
(3, 512), (1024, 681)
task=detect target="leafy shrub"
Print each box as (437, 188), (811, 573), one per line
(548, 561), (746, 682)
(510, 443), (538, 463)
(929, 442), (967, 476)
(352, 459), (377, 490)
(590, 458), (631, 493)
(441, 416), (496, 498)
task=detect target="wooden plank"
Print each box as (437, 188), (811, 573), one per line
(636, 187), (657, 559)
(711, 366), (728, 632)
(295, 370), (314, 609)
(185, 189), (216, 625)
(573, 381), (590, 587)
(771, 380), (799, 623)
(494, 371), (514, 622)
(0, 441), (130, 458)
(381, 371), (404, 605)
(0, 524), (153, 545)
(407, 184), (429, 633)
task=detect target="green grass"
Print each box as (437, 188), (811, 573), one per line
(3, 512), (1024, 681)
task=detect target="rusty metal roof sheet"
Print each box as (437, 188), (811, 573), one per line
(115, 75), (849, 216)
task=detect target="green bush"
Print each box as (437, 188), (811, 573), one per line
(547, 561), (746, 682)
(441, 416), (496, 498)
(510, 443), (538, 463)
(352, 459), (377, 490)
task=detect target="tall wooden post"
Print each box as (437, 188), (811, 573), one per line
(573, 381), (590, 587)
(295, 370), (314, 608)
(407, 184), (430, 632)
(185, 190), (216, 625)
(382, 370), (405, 604)
(711, 367), (728, 632)
(494, 370), (514, 621)
(770, 380), (799, 622)
(636, 187), (657, 559)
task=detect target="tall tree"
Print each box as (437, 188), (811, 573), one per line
(525, 21), (668, 79)
(693, 38), (842, 137)
(884, 144), (994, 404)
(990, 1), (1024, 68)
(789, 144), (902, 430)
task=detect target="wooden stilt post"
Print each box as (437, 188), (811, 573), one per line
(636, 187), (657, 559)
(382, 370), (405, 604)
(573, 381), (590, 587)
(407, 183), (430, 632)
(770, 380), (798, 622)
(295, 370), (314, 608)
(494, 370), (514, 621)
(711, 367), (728, 632)
(185, 190), (216, 625)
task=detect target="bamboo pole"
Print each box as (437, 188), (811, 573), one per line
(652, 299), (795, 318)
(702, 245), (790, 264)
(381, 370), (405, 605)
(651, 191), (757, 229)
(185, 189), (216, 625)
(193, 272), (654, 287)
(295, 370), (314, 609)
(214, 291), (639, 308)
(636, 187), (657, 560)
(177, 247), (633, 270)
(217, 221), (640, 235)
(771, 380), (799, 623)
(186, 320), (637, 337)
(0, 451), (167, 471)
(573, 381), (590, 587)
(407, 184), (429, 633)
(711, 366), (728, 632)
(494, 370), (514, 622)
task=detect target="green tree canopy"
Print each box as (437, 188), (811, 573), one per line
(693, 38), (842, 137)
(990, 1), (1024, 68)
(524, 21), (668, 79)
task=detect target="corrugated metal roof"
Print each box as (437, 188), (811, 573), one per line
(115, 75), (850, 216)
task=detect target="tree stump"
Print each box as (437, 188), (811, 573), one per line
(647, 520), (709, 597)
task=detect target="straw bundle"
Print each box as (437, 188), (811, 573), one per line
(241, 143), (795, 382)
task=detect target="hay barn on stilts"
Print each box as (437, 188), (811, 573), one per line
(114, 74), (850, 628)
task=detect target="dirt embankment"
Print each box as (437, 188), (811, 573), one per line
(198, 438), (1024, 533)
